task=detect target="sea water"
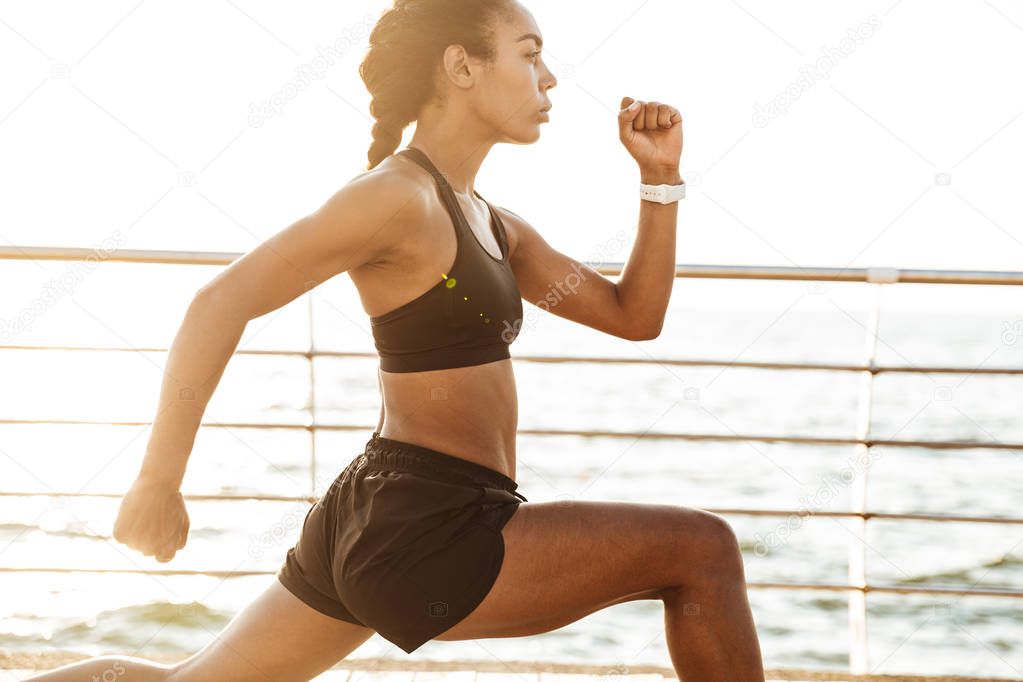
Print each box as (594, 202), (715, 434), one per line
(0, 269), (1021, 678)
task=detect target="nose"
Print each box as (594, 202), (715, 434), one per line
(544, 66), (558, 90)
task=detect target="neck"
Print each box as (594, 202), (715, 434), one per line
(408, 104), (496, 197)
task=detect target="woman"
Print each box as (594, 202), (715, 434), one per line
(29, 1), (765, 680)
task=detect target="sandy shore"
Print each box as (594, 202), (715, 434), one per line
(1, 650), (1016, 681)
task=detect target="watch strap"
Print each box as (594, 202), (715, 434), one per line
(639, 181), (686, 204)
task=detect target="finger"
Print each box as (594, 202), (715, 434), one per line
(618, 98), (643, 132)
(112, 518), (132, 545)
(632, 101), (647, 130)
(644, 101), (661, 131)
(154, 533), (179, 562)
(658, 105), (673, 129)
(176, 519), (189, 550)
(619, 98), (642, 118)
(112, 504), (137, 545)
(136, 507), (169, 558)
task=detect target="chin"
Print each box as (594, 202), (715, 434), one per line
(505, 126), (543, 145)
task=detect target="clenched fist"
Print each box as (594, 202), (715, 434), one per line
(618, 97), (684, 175)
(112, 476), (190, 563)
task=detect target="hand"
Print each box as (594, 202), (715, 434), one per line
(112, 476), (190, 563)
(618, 97), (684, 176)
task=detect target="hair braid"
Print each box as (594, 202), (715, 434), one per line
(359, 0), (515, 170)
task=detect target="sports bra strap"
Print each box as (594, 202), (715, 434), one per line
(397, 146), (451, 189)
(397, 146), (508, 260)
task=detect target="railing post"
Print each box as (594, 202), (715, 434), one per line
(848, 271), (890, 673)
(307, 293), (318, 497)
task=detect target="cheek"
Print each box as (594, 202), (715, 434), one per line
(501, 76), (541, 118)
(488, 64), (537, 111)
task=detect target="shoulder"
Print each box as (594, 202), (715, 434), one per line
(338, 155), (431, 216)
(492, 204), (542, 262)
(320, 156), (433, 266)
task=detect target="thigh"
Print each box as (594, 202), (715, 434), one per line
(169, 580), (375, 682)
(434, 499), (737, 641)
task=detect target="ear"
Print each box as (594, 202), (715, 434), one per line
(441, 43), (476, 88)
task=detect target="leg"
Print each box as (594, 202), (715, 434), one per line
(27, 580), (375, 682)
(171, 580), (374, 682)
(24, 656), (174, 682)
(434, 500), (765, 682)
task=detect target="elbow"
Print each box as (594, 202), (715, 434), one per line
(190, 282), (243, 324)
(190, 283), (218, 313)
(623, 320), (663, 341)
(615, 290), (663, 341)
(633, 327), (662, 341)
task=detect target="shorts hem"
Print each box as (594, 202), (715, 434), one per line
(277, 567), (365, 627)
(384, 520), (509, 655)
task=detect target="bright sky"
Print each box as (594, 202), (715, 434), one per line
(1, 0), (1021, 313)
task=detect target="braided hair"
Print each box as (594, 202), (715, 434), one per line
(359, 0), (516, 170)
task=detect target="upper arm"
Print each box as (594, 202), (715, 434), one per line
(195, 172), (419, 323)
(499, 207), (643, 341)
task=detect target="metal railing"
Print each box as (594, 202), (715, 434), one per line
(2, 246), (1022, 676)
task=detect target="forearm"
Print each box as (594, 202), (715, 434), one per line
(615, 166), (683, 338)
(138, 292), (247, 490)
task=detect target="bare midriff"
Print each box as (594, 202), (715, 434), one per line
(375, 358), (519, 480)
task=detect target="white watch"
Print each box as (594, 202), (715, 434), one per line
(639, 181), (686, 204)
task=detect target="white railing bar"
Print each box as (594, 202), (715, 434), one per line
(0, 566), (1016, 599)
(752, 582), (1023, 598)
(661, 264), (1023, 286)
(0, 246), (244, 266)
(4, 343), (1022, 376)
(3, 247), (1023, 285)
(1, 419), (1017, 452)
(3, 491), (1021, 525)
(0, 491), (322, 503)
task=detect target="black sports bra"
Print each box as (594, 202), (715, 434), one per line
(369, 146), (524, 373)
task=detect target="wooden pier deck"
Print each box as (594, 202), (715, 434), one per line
(1, 652), (1016, 681)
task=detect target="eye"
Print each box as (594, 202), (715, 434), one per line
(528, 50), (542, 62)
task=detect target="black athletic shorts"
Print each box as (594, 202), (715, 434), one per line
(276, 430), (527, 654)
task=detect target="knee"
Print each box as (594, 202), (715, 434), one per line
(670, 509), (746, 587)
(163, 656), (201, 682)
(702, 510), (743, 561)
(162, 661), (188, 682)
